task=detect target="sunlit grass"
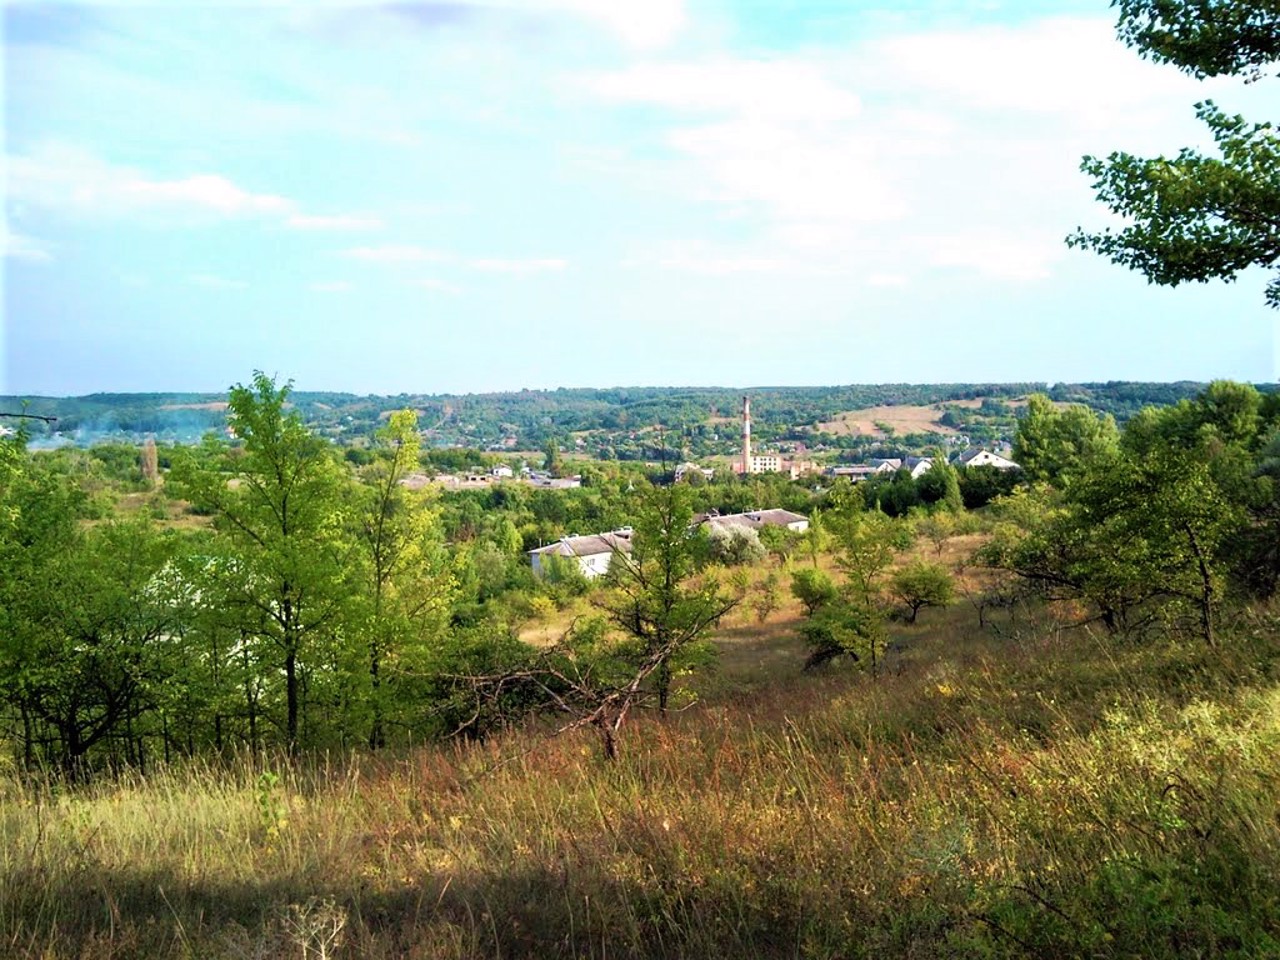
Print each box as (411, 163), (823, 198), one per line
(3, 557), (1279, 958)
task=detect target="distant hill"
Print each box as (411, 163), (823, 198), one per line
(3, 381), (1271, 455)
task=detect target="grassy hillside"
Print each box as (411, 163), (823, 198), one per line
(3, 535), (1278, 959)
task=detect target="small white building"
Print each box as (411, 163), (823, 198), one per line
(674, 462), (716, 482)
(953, 448), (1020, 470)
(529, 529), (633, 579)
(695, 508), (810, 535)
(904, 456), (934, 479)
(491, 464), (514, 479)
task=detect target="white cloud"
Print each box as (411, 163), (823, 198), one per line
(582, 14), (1251, 285)
(287, 214), (384, 231)
(188, 274), (248, 290)
(3, 226), (52, 263)
(343, 245), (449, 263)
(344, 248), (566, 275)
(586, 59), (860, 122)
(871, 17), (1201, 125)
(925, 231), (1064, 282)
(469, 257), (567, 273)
(656, 255), (794, 275)
(8, 144), (291, 221)
(548, 0), (685, 50)
(668, 120), (903, 224)
(584, 58), (905, 231)
(866, 273), (908, 288)
(415, 277), (462, 294)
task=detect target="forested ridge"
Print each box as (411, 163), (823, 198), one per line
(2, 380), (1243, 452)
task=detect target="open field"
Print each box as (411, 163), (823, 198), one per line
(5, 529), (1279, 959)
(817, 404), (960, 437)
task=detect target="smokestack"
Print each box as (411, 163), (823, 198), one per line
(742, 395), (752, 475)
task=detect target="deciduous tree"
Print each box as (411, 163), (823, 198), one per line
(171, 372), (350, 753)
(1070, 1), (1280, 306)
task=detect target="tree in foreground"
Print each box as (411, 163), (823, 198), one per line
(597, 483), (739, 717)
(350, 410), (454, 749)
(447, 482), (739, 759)
(1069, 1), (1280, 306)
(796, 495), (908, 673)
(171, 372), (349, 753)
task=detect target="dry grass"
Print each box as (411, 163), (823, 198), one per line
(4, 540), (1279, 959)
(817, 404), (958, 437)
(157, 402), (229, 412)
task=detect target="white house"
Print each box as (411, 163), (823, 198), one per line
(674, 462), (716, 482)
(695, 508), (810, 535)
(954, 448), (1020, 470)
(529, 529), (632, 579)
(904, 456), (934, 478)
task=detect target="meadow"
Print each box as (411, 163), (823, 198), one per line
(4, 535), (1278, 959)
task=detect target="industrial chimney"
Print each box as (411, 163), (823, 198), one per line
(742, 395), (752, 475)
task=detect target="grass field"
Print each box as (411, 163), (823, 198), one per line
(816, 404), (961, 438)
(4, 537), (1279, 959)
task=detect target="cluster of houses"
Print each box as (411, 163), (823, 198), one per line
(529, 507), (810, 579)
(830, 447), (1020, 482)
(401, 464), (582, 491)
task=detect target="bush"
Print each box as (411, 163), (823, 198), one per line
(889, 560), (954, 623)
(705, 525), (767, 566)
(790, 567), (837, 616)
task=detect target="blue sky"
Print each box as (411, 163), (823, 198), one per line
(4, 0), (1277, 396)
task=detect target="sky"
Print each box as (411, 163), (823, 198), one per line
(3, 0), (1278, 396)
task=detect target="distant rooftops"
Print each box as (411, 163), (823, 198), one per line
(528, 528), (633, 559)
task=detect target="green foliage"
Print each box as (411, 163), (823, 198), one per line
(889, 560), (955, 624)
(916, 458), (964, 513)
(829, 506), (911, 603)
(169, 372), (351, 753)
(790, 566), (838, 616)
(1113, 0), (1280, 78)
(752, 571), (782, 623)
(798, 599), (887, 671)
(703, 524), (767, 566)
(543, 437), (564, 478)
(349, 410), (455, 749)
(957, 463), (1022, 508)
(987, 419), (1246, 644)
(597, 483), (741, 716)
(1072, 3), (1280, 306)
(1014, 393), (1120, 486)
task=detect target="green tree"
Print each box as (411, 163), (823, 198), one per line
(984, 448), (1242, 645)
(889, 560), (955, 624)
(1014, 393), (1120, 487)
(916, 457), (965, 513)
(543, 438), (564, 478)
(704, 524), (767, 566)
(352, 410), (453, 748)
(1, 499), (177, 775)
(790, 566), (838, 616)
(598, 483), (739, 714)
(829, 507), (908, 605)
(1070, 2), (1280, 306)
(1112, 0), (1280, 79)
(171, 372), (350, 753)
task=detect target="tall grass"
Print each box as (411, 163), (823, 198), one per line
(3, 603), (1279, 958)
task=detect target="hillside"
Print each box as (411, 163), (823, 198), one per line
(1, 381), (1240, 456)
(4, 532), (1277, 958)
